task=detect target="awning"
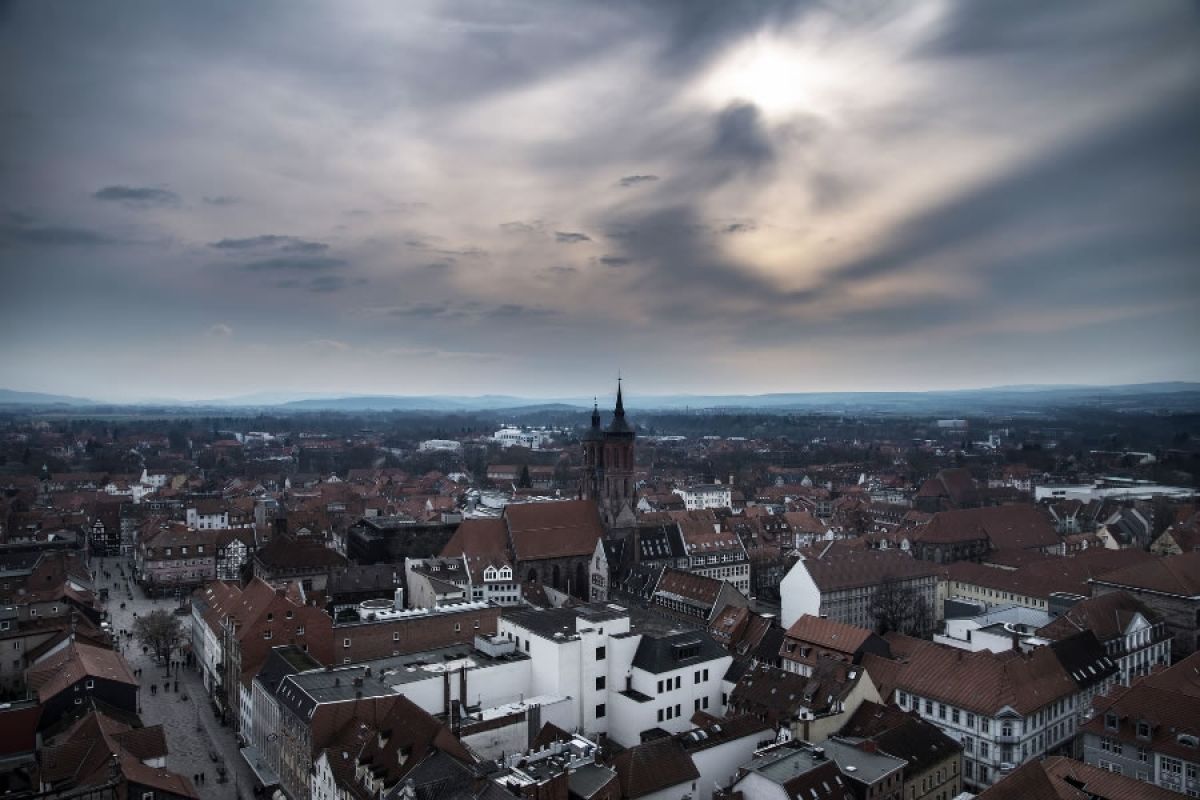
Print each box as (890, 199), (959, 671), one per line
(240, 745), (280, 787)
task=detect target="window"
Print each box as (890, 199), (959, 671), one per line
(657, 709), (664, 723)
(694, 670), (701, 684)
(1137, 746), (1149, 763)
(703, 669), (709, 681)
(967, 713), (975, 727)
(596, 704), (606, 719)
(702, 696), (709, 709)
(964, 736), (973, 754)
(297, 625), (305, 635)
(393, 632), (400, 641)
(938, 704), (946, 720)
(1161, 757), (1182, 776)
(343, 638), (351, 648)
(454, 623), (461, 632)
(86, 679), (94, 688)
(658, 680), (664, 693)
(980, 741), (989, 758)
(925, 700), (933, 714)
(675, 703), (680, 717)
(263, 630), (272, 640)
(1136, 721), (1151, 739)
(675, 676), (681, 690)
(952, 709), (961, 724)
(695, 698), (701, 712)
(981, 718), (991, 733)
(596, 676), (606, 691)
(266, 612), (273, 622)
(1105, 713), (1119, 731)
(596, 646), (605, 660)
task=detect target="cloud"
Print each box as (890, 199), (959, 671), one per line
(0, 223), (115, 247)
(545, 265), (578, 275)
(708, 103), (773, 171)
(308, 275), (356, 292)
(211, 235), (329, 253)
(93, 185), (180, 208)
(425, 260), (453, 271)
(618, 174), (659, 187)
(309, 338), (349, 352)
(720, 221), (756, 234)
(240, 256), (346, 271)
(554, 231), (591, 243)
(206, 323), (233, 337)
(500, 221), (544, 234)
(487, 303), (557, 319)
(598, 255), (632, 267)
(202, 195), (238, 206)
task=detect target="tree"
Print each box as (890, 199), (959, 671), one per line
(133, 609), (187, 666)
(872, 575), (934, 638)
(517, 464), (532, 488)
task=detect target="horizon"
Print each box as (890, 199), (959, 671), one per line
(2, 2), (1198, 399)
(4, 379), (1200, 408)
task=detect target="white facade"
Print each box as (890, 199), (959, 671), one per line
(780, 559), (823, 630)
(492, 427), (552, 449)
(497, 607), (731, 747)
(675, 485), (733, 511)
(418, 439), (463, 452)
(186, 506), (230, 530)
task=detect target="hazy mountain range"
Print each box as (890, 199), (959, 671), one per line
(2, 382), (1199, 414)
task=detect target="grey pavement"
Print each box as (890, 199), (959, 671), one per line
(92, 556), (260, 800)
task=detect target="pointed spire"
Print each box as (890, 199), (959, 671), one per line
(591, 397), (601, 428)
(614, 377), (625, 418)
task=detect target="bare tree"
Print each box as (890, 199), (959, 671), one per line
(872, 575), (934, 638)
(133, 609), (187, 666)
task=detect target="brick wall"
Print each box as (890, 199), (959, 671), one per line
(333, 605), (501, 664)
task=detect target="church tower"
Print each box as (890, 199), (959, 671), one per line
(580, 381), (637, 528)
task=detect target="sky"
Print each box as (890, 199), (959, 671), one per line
(1, 0), (1198, 402)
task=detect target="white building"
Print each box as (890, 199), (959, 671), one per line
(497, 604), (732, 747)
(492, 427), (553, 449)
(675, 485), (733, 511)
(418, 439), (463, 452)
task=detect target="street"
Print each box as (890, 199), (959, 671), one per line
(93, 556), (260, 800)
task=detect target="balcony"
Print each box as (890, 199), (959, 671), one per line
(994, 732), (1021, 744)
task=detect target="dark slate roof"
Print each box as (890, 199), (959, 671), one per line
(632, 631), (727, 675)
(870, 717), (962, 775)
(255, 645), (322, 694)
(635, 523), (687, 562)
(1049, 630), (1118, 690)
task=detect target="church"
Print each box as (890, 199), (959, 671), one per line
(580, 381), (638, 529)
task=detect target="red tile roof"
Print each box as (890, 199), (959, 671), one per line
(1092, 550), (1200, 597)
(977, 755), (1182, 800)
(505, 500), (604, 560)
(783, 615), (874, 656)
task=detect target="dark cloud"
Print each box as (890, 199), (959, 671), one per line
(487, 303), (557, 319)
(721, 221), (756, 234)
(211, 235), (329, 254)
(599, 255), (632, 267)
(202, 195), (238, 206)
(809, 95), (1200, 300)
(555, 231), (591, 243)
(0, 223), (115, 247)
(500, 221), (544, 234)
(618, 174), (659, 187)
(425, 260), (453, 271)
(93, 185), (179, 208)
(709, 103), (773, 170)
(308, 275), (349, 293)
(240, 255), (347, 272)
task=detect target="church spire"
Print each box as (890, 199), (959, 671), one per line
(591, 397), (601, 429)
(614, 377), (625, 419)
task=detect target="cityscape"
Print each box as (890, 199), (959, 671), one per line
(2, 3), (1199, 800)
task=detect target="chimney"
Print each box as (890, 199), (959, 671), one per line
(859, 740), (878, 754)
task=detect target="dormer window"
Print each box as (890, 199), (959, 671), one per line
(1105, 713), (1119, 731)
(1136, 721), (1151, 739)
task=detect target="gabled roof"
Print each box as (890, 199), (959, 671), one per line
(917, 505), (1057, 550)
(654, 567), (723, 611)
(612, 736), (698, 799)
(1091, 550), (1200, 597)
(504, 500), (604, 560)
(1035, 590), (1163, 642)
(26, 641), (137, 702)
(39, 708), (194, 798)
(782, 615), (875, 656)
(977, 755), (1183, 800)
(800, 550), (938, 593)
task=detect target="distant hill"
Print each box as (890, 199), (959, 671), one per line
(0, 388), (96, 406)
(1, 383), (1198, 414)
